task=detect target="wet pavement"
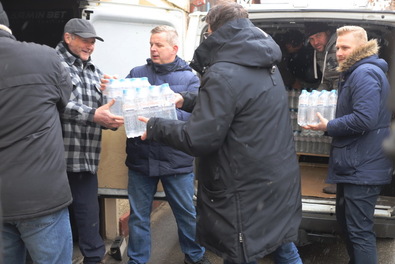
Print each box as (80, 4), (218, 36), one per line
(73, 202), (395, 264)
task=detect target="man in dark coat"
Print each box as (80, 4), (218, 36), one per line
(138, 3), (302, 264)
(0, 2), (74, 263)
(306, 25), (393, 263)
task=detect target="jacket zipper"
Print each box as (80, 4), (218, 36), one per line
(236, 192), (248, 261)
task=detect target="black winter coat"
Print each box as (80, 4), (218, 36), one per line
(0, 29), (73, 221)
(146, 18), (301, 262)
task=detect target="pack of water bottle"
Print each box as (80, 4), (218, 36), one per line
(294, 129), (332, 155)
(104, 77), (177, 138)
(297, 89), (338, 126)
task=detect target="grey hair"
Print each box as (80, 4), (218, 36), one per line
(151, 25), (179, 46)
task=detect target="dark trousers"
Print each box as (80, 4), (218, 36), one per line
(336, 183), (382, 264)
(68, 172), (105, 264)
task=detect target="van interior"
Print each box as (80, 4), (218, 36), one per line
(250, 19), (395, 199)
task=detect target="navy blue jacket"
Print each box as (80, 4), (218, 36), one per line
(125, 56), (200, 176)
(327, 40), (393, 185)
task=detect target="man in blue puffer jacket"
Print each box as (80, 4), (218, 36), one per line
(306, 25), (393, 264)
(125, 25), (210, 264)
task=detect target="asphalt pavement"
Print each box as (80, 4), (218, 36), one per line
(73, 202), (395, 264)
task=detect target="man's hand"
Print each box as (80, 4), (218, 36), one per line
(138, 116), (149, 140)
(174, 93), (184, 109)
(100, 74), (118, 91)
(302, 112), (328, 131)
(93, 99), (124, 129)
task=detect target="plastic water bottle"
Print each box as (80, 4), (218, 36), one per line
(297, 90), (309, 126)
(123, 88), (141, 138)
(307, 90), (320, 125)
(160, 83), (177, 120)
(102, 79), (111, 104)
(140, 77), (151, 91)
(133, 87), (150, 137)
(147, 85), (162, 118)
(317, 90), (328, 120)
(328, 89), (338, 121)
(107, 79), (124, 116)
(293, 89), (300, 111)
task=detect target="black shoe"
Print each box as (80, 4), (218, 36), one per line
(323, 184), (337, 194)
(184, 254), (211, 264)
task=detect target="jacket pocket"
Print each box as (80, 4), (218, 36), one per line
(331, 141), (360, 176)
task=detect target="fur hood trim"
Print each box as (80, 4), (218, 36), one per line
(0, 24), (11, 34)
(337, 39), (379, 72)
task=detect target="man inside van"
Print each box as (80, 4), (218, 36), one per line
(305, 22), (339, 194)
(278, 29), (319, 90)
(305, 25), (393, 264)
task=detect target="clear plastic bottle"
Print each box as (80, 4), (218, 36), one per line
(108, 79), (124, 116)
(147, 85), (162, 118)
(328, 89), (338, 121)
(307, 90), (320, 125)
(293, 89), (300, 111)
(289, 89), (296, 109)
(317, 90), (328, 120)
(102, 78), (111, 104)
(123, 88), (140, 138)
(136, 86), (150, 134)
(297, 90), (309, 126)
(140, 77), (151, 91)
(289, 109), (298, 131)
(160, 83), (177, 120)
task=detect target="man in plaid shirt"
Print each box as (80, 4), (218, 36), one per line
(56, 18), (123, 264)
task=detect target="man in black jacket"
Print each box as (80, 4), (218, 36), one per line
(139, 2), (302, 264)
(0, 2), (74, 263)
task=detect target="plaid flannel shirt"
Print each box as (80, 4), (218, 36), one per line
(56, 41), (103, 174)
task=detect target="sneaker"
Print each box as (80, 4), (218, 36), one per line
(184, 254), (211, 264)
(323, 184), (337, 194)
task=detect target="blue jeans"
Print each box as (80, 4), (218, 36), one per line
(223, 242), (302, 264)
(336, 183), (382, 264)
(127, 170), (205, 264)
(2, 207), (72, 264)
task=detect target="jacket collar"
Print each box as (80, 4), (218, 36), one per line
(337, 39), (379, 72)
(57, 41), (97, 71)
(147, 56), (190, 74)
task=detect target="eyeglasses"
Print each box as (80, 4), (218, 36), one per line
(203, 31), (212, 40)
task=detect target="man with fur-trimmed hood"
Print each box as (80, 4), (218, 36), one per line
(305, 25), (393, 264)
